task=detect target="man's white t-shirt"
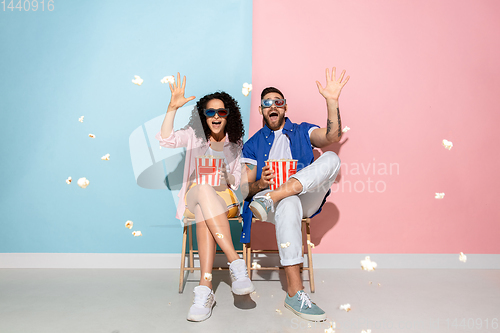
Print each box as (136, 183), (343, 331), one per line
(242, 126), (318, 165)
(268, 129), (292, 160)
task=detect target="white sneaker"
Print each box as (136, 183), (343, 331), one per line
(249, 193), (274, 221)
(229, 259), (255, 295)
(187, 285), (216, 322)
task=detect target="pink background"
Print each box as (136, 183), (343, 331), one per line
(250, 0), (500, 253)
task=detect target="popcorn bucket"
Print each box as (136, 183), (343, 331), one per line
(195, 156), (224, 186)
(265, 159), (298, 190)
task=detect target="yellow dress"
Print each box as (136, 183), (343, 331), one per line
(183, 182), (240, 219)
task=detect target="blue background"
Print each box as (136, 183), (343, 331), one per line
(0, 0), (252, 253)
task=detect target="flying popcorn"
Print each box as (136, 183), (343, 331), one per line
(435, 193), (445, 199)
(161, 75), (175, 84)
(325, 322), (336, 333)
(89, 134), (95, 138)
(378, 283), (381, 286)
(77, 177), (89, 189)
(342, 126), (350, 133)
(275, 309), (282, 315)
(361, 330), (372, 333)
(442, 139), (453, 150)
(459, 252), (467, 263)
(125, 221), (133, 229)
(339, 303), (351, 312)
(66, 177), (72, 184)
(204, 273), (212, 281)
(78, 116), (84, 123)
(242, 82), (252, 96)
(361, 256), (377, 271)
(307, 240), (315, 248)
(101, 154), (110, 161)
(132, 231), (142, 237)
(251, 262), (261, 269)
(216, 233), (224, 239)
(280, 242), (291, 249)
(132, 75), (143, 86)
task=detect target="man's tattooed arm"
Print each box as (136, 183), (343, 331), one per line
(326, 107), (341, 137)
(241, 164), (267, 200)
(337, 107), (342, 138)
(310, 101), (342, 147)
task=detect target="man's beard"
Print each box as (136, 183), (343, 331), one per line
(263, 112), (285, 131)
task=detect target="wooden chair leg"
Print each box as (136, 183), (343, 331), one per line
(188, 223), (194, 273)
(240, 217), (247, 264)
(242, 243), (247, 265)
(301, 221), (306, 273)
(246, 241), (252, 280)
(306, 218), (315, 293)
(179, 225), (188, 293)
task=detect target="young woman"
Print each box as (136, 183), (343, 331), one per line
(155, 73), (254, 322)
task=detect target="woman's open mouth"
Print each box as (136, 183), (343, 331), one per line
(212, 121), (222, 128)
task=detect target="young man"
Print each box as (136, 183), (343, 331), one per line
(240, 68), (349, 322)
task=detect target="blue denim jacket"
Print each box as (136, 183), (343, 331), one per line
(240, 118), (327, 243)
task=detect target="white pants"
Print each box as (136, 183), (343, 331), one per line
(255, 151), (341, 266)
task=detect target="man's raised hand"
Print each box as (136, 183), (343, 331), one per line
(167, 72), (196, 111)
(316, 67), (350, 101)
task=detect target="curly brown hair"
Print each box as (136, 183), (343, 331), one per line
(186, 91), (245, 145)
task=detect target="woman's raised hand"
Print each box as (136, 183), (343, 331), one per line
(167, 72), (196, 111)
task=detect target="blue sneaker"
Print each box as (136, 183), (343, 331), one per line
(284, 290), (327, 322)
(249, 193), (274, 221)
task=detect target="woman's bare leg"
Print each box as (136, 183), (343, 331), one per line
(193, 204), (217, 289)
(186, 184), (240, 263)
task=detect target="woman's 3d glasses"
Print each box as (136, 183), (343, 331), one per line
(204, 108), (229, 118)
(261, 99), (286, 108)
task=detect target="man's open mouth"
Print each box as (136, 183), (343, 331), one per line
(269, 111), (279, 121)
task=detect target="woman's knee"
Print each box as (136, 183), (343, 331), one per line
(188, 184), (216, 200)
(193, 184), (216, 194)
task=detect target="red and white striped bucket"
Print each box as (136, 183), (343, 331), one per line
(195, 156), (224, 186)
(265, 159), (298, 190)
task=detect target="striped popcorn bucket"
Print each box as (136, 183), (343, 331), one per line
(265, 159), (298, 190)
(195, 156), (224, 186)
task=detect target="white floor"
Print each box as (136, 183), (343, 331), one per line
(1, 268), (499, 333)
